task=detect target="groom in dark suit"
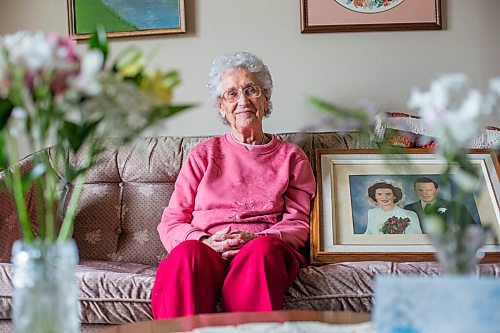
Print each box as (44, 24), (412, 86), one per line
(404, 177), (478, 233)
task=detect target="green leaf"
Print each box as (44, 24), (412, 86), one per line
(0, 99), (14, 130)
(88, 25), (108, 64)
(307, 96), (369, 123)
(64, 163), (77, 182)
(61, 121), (79, 150)
(9, 68), (25, 106)
(0, 132), (9, 169)
(148, 104), (195, 122)
(61, 119), (102, 152)
(162, 71), (181, 89)
(64, 159), (92, 183)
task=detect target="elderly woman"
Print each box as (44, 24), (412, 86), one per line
(151, 52), (316, 319)
(364, 182), (422, 234)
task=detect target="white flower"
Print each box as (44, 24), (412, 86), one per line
(451, 168), (481, 193)
(489, 77), (500, 96)
(408, 73), (487, 148)
(70, 49), (103, 96)
(423, 216), (445, 235)
(429, 73), (470, 110)
(7, 107), (27, 136)
(437, 207), (447, 214)
(3, 31), (53, 72)
(406, 72), (498, 225)
(486, 77), (500, 117)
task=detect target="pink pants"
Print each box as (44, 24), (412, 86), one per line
(151, 236), (305, 319)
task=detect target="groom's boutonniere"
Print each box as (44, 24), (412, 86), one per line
(437, 207), (447, 214)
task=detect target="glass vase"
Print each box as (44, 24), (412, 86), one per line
(430, 224), (485, 275)
(11, 239), (80, 333)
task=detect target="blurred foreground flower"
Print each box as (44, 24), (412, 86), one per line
(307, 97), (388, 147)
(408, 73), (499, 194)
(0, 28), (193, 243)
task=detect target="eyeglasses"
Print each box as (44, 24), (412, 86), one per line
(221, 86), (263, 103)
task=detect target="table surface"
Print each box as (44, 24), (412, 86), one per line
(95, 310), (371, 333)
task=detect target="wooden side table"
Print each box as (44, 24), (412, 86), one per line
(96, 310), (371, 333)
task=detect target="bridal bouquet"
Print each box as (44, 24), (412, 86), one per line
(380, 216), (410, 234)
(0, 28), (192, 244)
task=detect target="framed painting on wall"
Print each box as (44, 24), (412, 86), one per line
(67, 0), (186, 40)
(310, 149), (500, 264)
(301, 0), (442, 33)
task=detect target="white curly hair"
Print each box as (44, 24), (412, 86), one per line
(207, 52), (273, 124)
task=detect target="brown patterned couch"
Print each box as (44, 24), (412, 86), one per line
(1, 132), (499, 332)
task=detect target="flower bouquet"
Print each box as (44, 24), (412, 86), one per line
(0, 28), (192, 333)
(0, 28), (191, 243)
(407, 73), (499, 274)
(380, 216), (410, 234)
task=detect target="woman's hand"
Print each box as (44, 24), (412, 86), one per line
(201, 227), (260, 260)
(201, 226), (244, 255)
(221, 230), (260, 260)
(229, 230), (259, 243)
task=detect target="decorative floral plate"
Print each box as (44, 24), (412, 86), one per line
(334, 0), (405, 14)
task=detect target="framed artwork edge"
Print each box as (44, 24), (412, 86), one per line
(67, 0), (186, 40)
(310, 148), (500, 265)
(300, 0), (442, 33)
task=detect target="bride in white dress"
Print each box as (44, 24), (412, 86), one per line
(364, 182), (422, 235)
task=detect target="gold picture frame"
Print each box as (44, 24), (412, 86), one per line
(301, 0), (442, 33)
(67, 0), (186, 40)
(310, 149), (500, 264)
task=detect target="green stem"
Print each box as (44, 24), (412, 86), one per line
(43, 165), (57, 243)
(34, 174), (46, 239)
(57, 172), (85, 242)
(3, 132), (33, 242)
(57, 146), (92, 242)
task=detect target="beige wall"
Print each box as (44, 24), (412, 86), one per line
(1, 0), (499, 140)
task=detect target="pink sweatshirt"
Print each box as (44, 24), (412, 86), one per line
(158, 134), (316, 252)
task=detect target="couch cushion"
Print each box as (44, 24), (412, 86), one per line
(0, 260), (155, 324)
(284, 261), (500, 312)
(78, 260), (156, 324)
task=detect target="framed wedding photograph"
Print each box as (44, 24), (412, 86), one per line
(67, 0), (186, 40)
(300, 0), (442, 33)
(310, 149), (500, 264)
